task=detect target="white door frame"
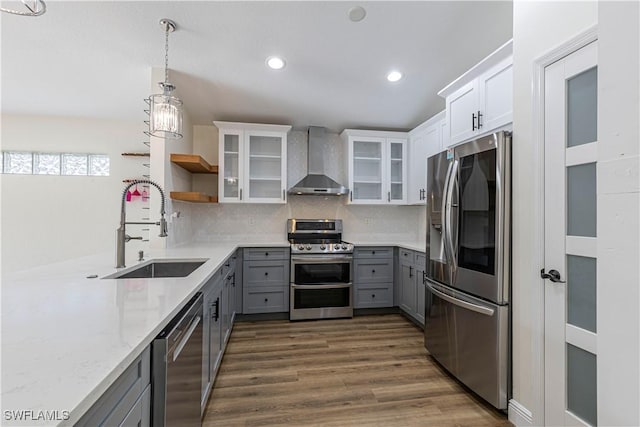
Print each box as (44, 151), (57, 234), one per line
(525, 25), (598, 427)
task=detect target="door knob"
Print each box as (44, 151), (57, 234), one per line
(540, 268), (566, 283)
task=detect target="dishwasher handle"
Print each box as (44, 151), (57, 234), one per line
(171, 314), (201, 362)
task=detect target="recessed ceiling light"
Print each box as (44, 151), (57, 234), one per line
(266, 56), (286, 70)
(387, 71), (403, 82)
(348, 6), (366, 22)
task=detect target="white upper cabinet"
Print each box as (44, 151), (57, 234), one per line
(407, 111), (446, 205)
(439, 40), (513, 148)
(214, 121), (291, 204)
(341, 130), (408, 205)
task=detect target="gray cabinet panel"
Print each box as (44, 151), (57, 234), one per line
(354, 247), (393, 259)
(244, 261), (287, 286)
(355, 260), (393, 283)
(355, 285), (393, 308)
(76, 347), (150, 427)
(244, 289), (287, 313)
(244, 247), (289, 261)
(118, 384), (150, 427)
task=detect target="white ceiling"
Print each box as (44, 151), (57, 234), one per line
(1, 1), (513, 133)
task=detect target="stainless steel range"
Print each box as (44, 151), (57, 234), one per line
(288, 219), (354, 320)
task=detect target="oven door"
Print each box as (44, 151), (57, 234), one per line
(290, 255), (353, 320)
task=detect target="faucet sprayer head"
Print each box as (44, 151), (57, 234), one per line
(159, 216), (168, 237)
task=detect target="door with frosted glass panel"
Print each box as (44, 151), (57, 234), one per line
(351, 138), (384, 203)
(544, 41), (598, 426)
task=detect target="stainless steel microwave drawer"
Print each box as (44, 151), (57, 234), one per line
(244, 289), (288, 313)
(354, 247), (393, 259)
(244, 248), (289, 261)
(355, 260), (393, 283)
(243, 260), (288, 287)
(355, 285), (393, 308)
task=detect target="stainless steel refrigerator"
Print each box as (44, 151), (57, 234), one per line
(424, 131), (511, 410)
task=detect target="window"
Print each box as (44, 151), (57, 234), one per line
(1, 152), (110, 176)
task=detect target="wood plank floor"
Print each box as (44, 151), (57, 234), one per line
(203, 314), (511, 427)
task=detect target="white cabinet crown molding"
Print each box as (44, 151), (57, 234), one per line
(213, 121), (292, 133)
(438, 39), (513, 99)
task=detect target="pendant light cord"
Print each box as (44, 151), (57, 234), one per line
(164, 25), (170, 85)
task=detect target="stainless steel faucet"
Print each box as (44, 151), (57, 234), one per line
(116, 179), (168, 268)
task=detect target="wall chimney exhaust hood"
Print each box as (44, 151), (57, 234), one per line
(288, 126), (349, 196)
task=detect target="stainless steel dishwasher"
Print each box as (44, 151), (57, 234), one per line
(152, 293), (203, 427)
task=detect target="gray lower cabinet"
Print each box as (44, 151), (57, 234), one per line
(398, 248), (426, 326)
(354, 247), (394, 309)
(76, 347), (151, 427)
(242, 248), (290, 314)
(201, 269), (223, 415)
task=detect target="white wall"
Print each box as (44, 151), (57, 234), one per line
(1, 114), (146, 273)
(596, 2), (639, 424)
(511, 1), (597, 424)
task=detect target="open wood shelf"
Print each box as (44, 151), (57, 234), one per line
(170, 154), (219, 174)
(121, 152), (150, 157)
(170, 192), (218, 203)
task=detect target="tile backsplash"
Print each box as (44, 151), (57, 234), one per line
(173, 129), (426, 245)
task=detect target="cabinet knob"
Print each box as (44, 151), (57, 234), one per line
(372, 269), (376, 274)
(372, 251), (376, 255)
(265, 272), (269, 276)
(264, 298), (268, 302)
(372, 294), (376, 298)
(265, 252), (269, 256)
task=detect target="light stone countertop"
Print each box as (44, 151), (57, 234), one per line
(0, 239), (423, 426)
(0, 241), (288, 426)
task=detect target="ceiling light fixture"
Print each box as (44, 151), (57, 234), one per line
(266, 56), (286, 70)
(387, 71), (403, 82)
(348, 6), (366, 22)
(1, 0), (46, 16)
(148, 18), (183, 139)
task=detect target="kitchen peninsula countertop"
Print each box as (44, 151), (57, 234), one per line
(1, 239), (423, 426)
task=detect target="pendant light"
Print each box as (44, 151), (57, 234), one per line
(148, 18), (183, 139)
(1, 0), (46, 16)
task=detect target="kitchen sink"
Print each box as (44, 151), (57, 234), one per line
(103, 259), (207, 279)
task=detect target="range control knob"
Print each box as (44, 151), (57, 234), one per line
(341, 244), (348, 250)
(319, 244), (326, 250)
(333, 245), (341, 251)
(298, 245), (305, 250)
(305, 245), (312, 251)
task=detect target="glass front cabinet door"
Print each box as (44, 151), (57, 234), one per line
(341, 130), (408, 205)
(215, 122), (291, 204)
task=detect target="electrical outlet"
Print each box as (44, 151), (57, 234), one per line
(248, 217), (256, 225)
(364, 218), (373, 225)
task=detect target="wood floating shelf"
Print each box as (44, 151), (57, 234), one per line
(170, 154), (219, 174)
(121, 152), (150, 157)
(170, 192), (218, 203)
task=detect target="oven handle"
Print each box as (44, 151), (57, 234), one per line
(291, 283), (352, 290)
(290, 256), (353, 263)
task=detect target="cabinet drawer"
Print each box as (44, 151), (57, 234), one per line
(354, 247), (393, 259)
(415, 252), (427, 269)
(244, 289), (288, 313)
(243, 261), (287, 287)
(355, 260), (393, 283)
(355, 285), (393, 308)
(399, 249), (415, 264)
(77, 347), (151, 427)
(244, 247), (289, 261)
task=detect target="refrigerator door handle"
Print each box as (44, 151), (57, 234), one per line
(444, 159), (459, 271)
(440, 161), (454, 265)
(426, 281), (495, 317)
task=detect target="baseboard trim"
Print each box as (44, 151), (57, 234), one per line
(508, 399), (533, 426)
